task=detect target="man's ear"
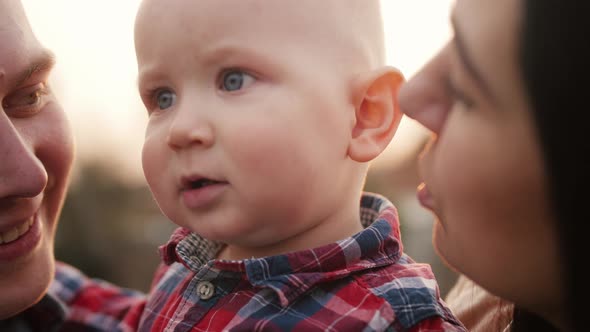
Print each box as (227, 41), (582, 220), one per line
(347, 66), (404, 162)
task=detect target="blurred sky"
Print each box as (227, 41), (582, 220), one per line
(21, 0), (453, 185)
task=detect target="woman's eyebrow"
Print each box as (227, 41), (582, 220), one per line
(12, 48), (56, 88)
(451, 15), (497, 103)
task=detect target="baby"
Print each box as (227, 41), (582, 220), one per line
(132, 0), (465, 330)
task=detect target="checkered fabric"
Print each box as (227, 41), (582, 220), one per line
(133, 193), (466, 332)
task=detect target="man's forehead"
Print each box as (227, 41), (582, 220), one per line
(0, 0), (40, 89)
(0, 0), (29, 35)
(0, 48), (55, 91)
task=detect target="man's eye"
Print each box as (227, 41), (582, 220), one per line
(2, 83), (49, 117)
(156, 90), (176, 110)
(219, 70), (255, 92)
(22, 91), (42, 105)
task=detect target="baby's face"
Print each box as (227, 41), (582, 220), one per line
(135, 0), (363, 253)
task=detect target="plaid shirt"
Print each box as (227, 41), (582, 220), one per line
(133, 193), (466, 331)
(0, 262), (145, 332)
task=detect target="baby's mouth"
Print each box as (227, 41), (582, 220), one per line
(188, 178), (223, 189)
(181, 175), (228, 191)
(179, 177), (228, 209)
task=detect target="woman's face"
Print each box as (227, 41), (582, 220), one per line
(399, 0), (563, 322)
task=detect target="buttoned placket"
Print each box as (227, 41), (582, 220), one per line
(196, 280), (215, 300)
(163, 257), (249, 332)
(162, 258), (225, 332)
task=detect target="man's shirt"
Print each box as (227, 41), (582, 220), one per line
(0, 262), (145, 332)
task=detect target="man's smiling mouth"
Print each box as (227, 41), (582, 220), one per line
(0, 216), (35, 244)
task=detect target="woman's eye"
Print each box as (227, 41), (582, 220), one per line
(446, 77), (476, 110)
(220, 70), (255, 92)
(2, 83), (49, 117)
(156, 90), (176, 110)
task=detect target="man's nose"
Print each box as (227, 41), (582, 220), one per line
(398, 45), (452, 135)
(0, 113), (48, 200)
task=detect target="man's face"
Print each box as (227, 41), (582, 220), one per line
(135, 0), (363, 258)
(0, 0), (74, 318)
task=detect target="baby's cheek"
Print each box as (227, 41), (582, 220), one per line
(226, 123), (314, 194)
(228, 124), (292, 170)
(142, 139), (161, 186)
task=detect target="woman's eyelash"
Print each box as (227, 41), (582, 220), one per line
(445, 77), (476, 109)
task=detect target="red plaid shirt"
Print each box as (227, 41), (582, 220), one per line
(128, 193), (466, 331)
(0, 262), (145, 332)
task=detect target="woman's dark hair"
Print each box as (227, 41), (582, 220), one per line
(511, 308), (559, 332)
(520, 0), (589, 331)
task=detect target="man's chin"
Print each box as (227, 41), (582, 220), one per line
(0, 244), (54, 319)
(0, 291), (44, 320)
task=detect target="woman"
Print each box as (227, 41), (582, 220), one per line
(398, 0), (587, 331)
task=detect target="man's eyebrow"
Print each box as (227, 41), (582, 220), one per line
(13, 49), (56, 87)
(450, 15), (496, 102)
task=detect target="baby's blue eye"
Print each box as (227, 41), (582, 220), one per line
(220, 70), (254, 92)
(156, 90), (176, 109)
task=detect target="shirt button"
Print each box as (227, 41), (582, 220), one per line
(197, 281), (215, 300)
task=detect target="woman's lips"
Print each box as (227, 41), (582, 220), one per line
(0, 214), (42, 261)
(417, 182), (435, 211)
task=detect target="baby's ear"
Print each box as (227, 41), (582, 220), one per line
(347, 67), (404, 162)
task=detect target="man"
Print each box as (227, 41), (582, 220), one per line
(0, 1), (142, 330)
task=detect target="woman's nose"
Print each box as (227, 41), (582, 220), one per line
(398, 45), (452, 135)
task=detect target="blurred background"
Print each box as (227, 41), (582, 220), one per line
(22, 1), (458, 295)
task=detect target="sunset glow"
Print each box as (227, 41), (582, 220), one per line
(22, 0), (453, 182)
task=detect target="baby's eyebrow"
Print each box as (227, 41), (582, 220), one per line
(200, 45), (281, 74)
(201, 46), (251, 65)
(12, 49), (56, 88)
(136, 66), (162, 89)
(136, 45), (280, 89)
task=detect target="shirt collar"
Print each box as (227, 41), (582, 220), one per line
(0, 293), (67, 332)
(159, 192), (403, 306)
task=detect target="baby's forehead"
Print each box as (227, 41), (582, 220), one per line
(135, 0), (384, 73)
(137, 0), (381, 36)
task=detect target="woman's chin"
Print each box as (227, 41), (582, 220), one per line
(431, 219), (456, 269)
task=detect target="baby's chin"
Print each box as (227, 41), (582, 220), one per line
(180, 217), (256, 241)
(192, 228), (258, 246)
(209, 233), (291, 260)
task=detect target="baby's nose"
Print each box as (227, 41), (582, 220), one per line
(166, 108), (214, 150)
